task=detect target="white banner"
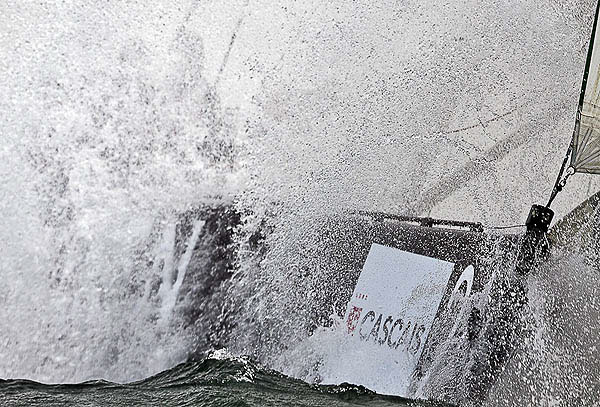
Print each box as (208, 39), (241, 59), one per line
(337, 243), (455, 393)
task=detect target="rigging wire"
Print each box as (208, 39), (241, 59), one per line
(546, 145), (573, 208)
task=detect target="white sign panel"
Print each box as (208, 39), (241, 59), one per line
(339, 243), (454, 393)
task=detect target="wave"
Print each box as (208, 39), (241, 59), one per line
(0, 352), (450, 407)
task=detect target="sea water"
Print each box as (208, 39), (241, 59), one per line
(1, 0), (600, 405)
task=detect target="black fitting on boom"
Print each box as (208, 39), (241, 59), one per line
(525, 204), (554, 234)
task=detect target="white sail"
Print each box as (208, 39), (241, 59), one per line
(571, 3), (600, 174)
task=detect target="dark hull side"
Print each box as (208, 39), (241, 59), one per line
(165, 206), (522, 401)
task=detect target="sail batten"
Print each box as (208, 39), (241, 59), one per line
(570, 1), (600, 174)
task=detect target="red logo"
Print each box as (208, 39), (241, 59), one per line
(346, 305), (363, 335)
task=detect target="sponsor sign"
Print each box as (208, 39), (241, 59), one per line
(343, 243), (455, 381)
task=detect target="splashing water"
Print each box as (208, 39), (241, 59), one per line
(1, 0), (243, 383)
(2, 1), (600, 405)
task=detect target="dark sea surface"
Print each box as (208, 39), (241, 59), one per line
(0, 356), (451, 407)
